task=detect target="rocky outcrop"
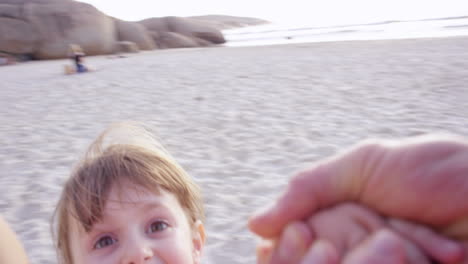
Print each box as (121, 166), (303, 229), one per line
(0, 4), (21, 18)
(0, 0), (64, 3)
(0, 0), (267, 59)
(114, 19), (156, 50)
(0, 0), (115, 59)
(0, 17), (38, 54)
(156, 32), (201, 49)
(116, 16), (222, 50)
(139, 16), (226, 47)
(114, 41), (139, 53)
(24, 1), (115, 59)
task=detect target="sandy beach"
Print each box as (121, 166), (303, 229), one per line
(1, 36), (468, 264)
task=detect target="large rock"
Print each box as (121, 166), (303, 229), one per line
(156, 32), (201, 49)
(0, 17), (38, 54)
(166, 16), (226, 44)
(21, 0), (115, 59)
(0, 0), (62, 3)
(114, 19), (155, 50)
(194, 37), (214, 47)
(0, 4), (20, 18)
(139, 17), (170, 33)
(0, 0), (267, 59)
(114, 41), (139, 53)
(140, 16), (226, 47)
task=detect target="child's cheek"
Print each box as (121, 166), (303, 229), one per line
(156, 229), (198, 264)
(82, 251), (120, 264)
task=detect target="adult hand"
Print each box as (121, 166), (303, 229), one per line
(258, 218), (462, 264)
(249, 134), (468, 261)
(297, 230), (409, 264)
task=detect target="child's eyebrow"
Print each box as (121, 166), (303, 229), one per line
(139, 201), (167, 211)
(87, 199), (181, 240)
(102, 200), (169, 218)
(87, 202), (169, 232)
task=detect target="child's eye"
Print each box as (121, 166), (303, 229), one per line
(94, 236), (117, 249)
(147, 220), (168, 233)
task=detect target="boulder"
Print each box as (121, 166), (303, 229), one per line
(0, 0), (64, 4)
(147, 30), (160, 47)
(157, 32), (200, 49)
(0, 17), (38, 54)
(147, 30), (206, 49)
(22, 0), (116, 59)
(165, 16), (225, 44)
(0, 4), (21, 19)
(140, 16), (226, 46)
(194, 38), (213, 47)
(139, 17), (170, 33)
(0, 0), (267, 59)
(114, 19), (156, 50)
(114, 41), (139, 53)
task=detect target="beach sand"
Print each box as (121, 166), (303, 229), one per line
(1, 36), (468, 264)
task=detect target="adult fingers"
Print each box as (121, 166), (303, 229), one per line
(343, 229), (407, 264)
(249, 142), (375, 237)
(305, 203), (376, 258)
(299, 241), (339, 264)
(389, 218), (464, 263)
(249, 139), (390, 239)
(248, 165), (336, 238)
(267, 221), (314, 264)
(401, 236), (431, 264)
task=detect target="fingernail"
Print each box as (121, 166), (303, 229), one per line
(302, 241), (337, 264)
(257, 240), (274, 264)
(252, 211), (267, 222)
(278, 225), (301, 260)
(249, 204), (278, 237)
(250, 204), (273, 223)
(370, 230), (400, 255)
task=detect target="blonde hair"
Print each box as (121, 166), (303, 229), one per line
(52, 123), (204, 264)
(67, 44), (84, 56)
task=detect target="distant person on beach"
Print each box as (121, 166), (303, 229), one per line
(73, 53), (86, 73)
(65, 44), (89, 74)
(251, 134), (468, 263)
(52, 124), (206, 264)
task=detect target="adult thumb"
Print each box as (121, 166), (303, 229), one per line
(248, 142), (373, 238)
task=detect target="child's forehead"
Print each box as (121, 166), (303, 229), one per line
(105, 183), (171, 209)
(71, 185), (187, 232)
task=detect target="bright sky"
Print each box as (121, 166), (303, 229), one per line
(79, 0), (468, 26)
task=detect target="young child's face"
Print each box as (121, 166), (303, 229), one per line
(69, 183), (205, 264)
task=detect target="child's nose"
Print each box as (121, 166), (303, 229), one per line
(121, 242), (154, 264)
